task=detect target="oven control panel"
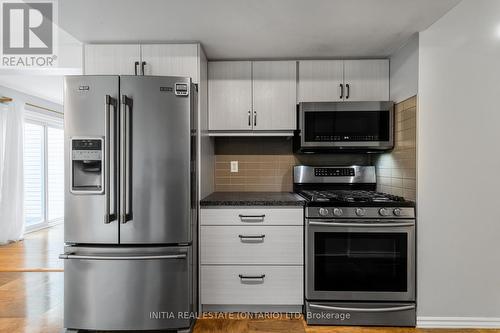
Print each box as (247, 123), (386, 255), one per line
(307, 206), (415, 219)
(314, 168), (355, 177)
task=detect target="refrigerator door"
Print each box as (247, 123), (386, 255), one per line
(62, 246), (193, 331)
(119, 76), (193, 244)
(64, 76), (119, 244)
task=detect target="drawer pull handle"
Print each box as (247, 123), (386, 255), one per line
(238, 214), (266, 222)
(239, 274), (266, 282)
(238, 234), (265, 241)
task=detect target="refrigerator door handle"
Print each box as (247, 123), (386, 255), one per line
(59, 253), (187, 260)
(104, 95), (117, 224)
(120, 95), (132, 224)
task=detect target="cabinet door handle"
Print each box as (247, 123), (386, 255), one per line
(141, 61), (146, 75)
(340, 83), (344, 99)
(134, 61), (139, 75)
(248, 110), (251, 127)
(253, 110), (257, 127)
(238, 234), (265, 241)
(239, 274), (265, 281)
(346, 83), (350, 99)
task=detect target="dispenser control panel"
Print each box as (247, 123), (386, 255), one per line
(70, 137), (104, 194)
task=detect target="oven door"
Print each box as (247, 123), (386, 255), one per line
(306, 219), (415, 302)
(299, 102), (394, 150)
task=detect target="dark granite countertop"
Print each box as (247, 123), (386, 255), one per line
(200, 192), (306, 207)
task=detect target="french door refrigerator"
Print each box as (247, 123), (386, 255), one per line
(61, 75), (198, 332)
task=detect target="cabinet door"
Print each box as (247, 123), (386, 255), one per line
(298, 60), (344, 102)
(84, 44), (140, 75)
(141, 44), (199, 83)
(343, 60), (389, 101)
(208, 61), (252, 131)
(252, 61), (297, 130)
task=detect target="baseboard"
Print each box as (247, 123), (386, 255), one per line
(417, 316), (500, 328)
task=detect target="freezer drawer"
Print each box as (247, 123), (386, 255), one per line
(62, 246), (193, 331)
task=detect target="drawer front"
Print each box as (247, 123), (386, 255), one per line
(201, 208), (303, 226)
(201, 226), (303, 265)
(201, 265), (303, 305)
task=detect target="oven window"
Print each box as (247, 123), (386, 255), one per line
(314, 232), (407, 292)
(304, 111), (390, 142)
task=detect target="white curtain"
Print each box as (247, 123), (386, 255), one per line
(0, 101), (24, 244)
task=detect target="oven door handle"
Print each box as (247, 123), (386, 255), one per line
(308, 221), (415, 227)
(309, 303), (415, 313)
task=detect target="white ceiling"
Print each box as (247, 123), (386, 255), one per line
(59, 0), (461, 59)
(1, 0), (461, 105)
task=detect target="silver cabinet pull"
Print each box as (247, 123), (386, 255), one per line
(309, 303), (415, 313)
(239, 274), (265, 282)
(238, 234), (265, 241)
(104, 95), (117, 224)
(253, 110), (257, 127)
(59, 253), (187, 260)
(308, 221), (415, 228)
(238, 214), (265, 222)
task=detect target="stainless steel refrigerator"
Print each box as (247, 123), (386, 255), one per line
(60, 75), (198, 332)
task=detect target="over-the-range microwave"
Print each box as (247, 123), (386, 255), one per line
(294, 101), (394, 153)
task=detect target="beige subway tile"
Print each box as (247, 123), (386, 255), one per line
(376, 167), (391, 177)
(215, 162), (230, 171)
(391, 177), (403, 188)
(403, 178), (416, 190)
(260, 162), (279, 169)
(378, 176), (392, 186)
(402, 168), (416, 179)
(215, 177), (230, 185)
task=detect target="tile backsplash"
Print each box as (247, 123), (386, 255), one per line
(214, 137), (371, 192)
(375, 96), (417, 201)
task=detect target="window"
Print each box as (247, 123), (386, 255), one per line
(23, 106), (64, 230)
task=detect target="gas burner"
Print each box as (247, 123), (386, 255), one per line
(299, 190), (407, 204)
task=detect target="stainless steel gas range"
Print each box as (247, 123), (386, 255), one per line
(294, 165), (416, 327)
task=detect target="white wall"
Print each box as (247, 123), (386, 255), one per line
(390, 33), (418, 103)
(418, 0), (500, 325)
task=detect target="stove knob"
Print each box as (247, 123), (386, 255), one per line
(355, 208), (366, 216)
(393, 208), (402, 216)
(318, 208), (329, 216)
(333, 208), (343, 216)
(379, 208), (390, 216)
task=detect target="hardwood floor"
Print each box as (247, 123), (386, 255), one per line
(1, 226), (499, 333)
(0, 224), (64, 272)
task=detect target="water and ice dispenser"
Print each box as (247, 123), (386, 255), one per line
(70, 138), (104, 194)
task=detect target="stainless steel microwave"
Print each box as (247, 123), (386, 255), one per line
(295, 101), (394, 152)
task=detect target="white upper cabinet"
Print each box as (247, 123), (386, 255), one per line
(343, 60), (389, 101)
(252, 61), (297, 130)
(298, 60), (344, 102)
(208, 61), (252, 131)
(141, 44), (199, 83)
(84, 44), (141, 75)
(298, 59), (389, 102)
(84, 43), (200, 82)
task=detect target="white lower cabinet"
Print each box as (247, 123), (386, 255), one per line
(201, 265), (303, 305)
(200, 207), (304, 310)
